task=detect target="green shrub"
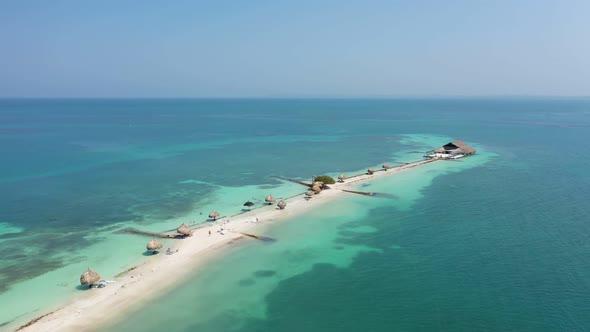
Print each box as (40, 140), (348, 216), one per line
(314, 175), (336, 184)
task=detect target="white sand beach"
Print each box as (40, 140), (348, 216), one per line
(18, 159), (435, 332)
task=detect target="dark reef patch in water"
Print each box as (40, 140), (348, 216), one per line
(0, 231), (99, 294)
(253, 270), (276, 278)
(258, 184), (280, 190)
(238, 278), (255, 287)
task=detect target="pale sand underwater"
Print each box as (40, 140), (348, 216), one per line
(19, 159), (437, 332)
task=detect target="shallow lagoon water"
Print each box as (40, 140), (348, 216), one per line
(106, 154), (492, 332)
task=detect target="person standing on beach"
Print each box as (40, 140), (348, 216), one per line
(208, 230), (211, 236)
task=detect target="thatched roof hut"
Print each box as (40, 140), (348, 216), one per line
(311, 185), (322, 193)
(442, 141), (476, 155)
(265, 195), (276, 204)
(177, 223), (192, 236)
(338, 174), (346, 182)
(209, 210), (220, 220)
(367, 168), (375, 175)
(147, 239), (163, 252)
(277, 200), (287, 210)
(382, 164), (391, 171)
(80, 269), (100, 286)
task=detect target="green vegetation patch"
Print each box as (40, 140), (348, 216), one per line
(314, 175), (336, 184)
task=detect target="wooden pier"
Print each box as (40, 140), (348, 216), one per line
(239, 232), (276, 242)
(341, 189), (376, 196)
(269, 176), (312, 187)
(118, 228), (183, 239)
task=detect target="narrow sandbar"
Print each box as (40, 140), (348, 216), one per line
(18, 159), (435, 332)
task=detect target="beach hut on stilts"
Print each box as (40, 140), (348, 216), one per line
(424, 140), (477, 160)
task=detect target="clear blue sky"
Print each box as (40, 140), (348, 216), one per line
(1, 0), (589, 97)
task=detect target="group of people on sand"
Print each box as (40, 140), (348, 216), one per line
(201, 216), (262, 238)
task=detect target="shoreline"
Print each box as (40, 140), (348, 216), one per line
(17, 159), (436, 332)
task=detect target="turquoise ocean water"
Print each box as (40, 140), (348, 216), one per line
(1, 99), (589, 331)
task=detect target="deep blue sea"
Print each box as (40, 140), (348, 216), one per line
(1, 98), (589, 331)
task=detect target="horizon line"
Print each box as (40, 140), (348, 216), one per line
(1, 95), (589, 100)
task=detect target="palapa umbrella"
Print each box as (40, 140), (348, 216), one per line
(265, 195), (276, 205)
(382, 164), (391, 170)
(311, 185), (322, 193)
(367, 168), (375, 175)
(147, 239), (163, 254)
(177, 223), (192, 237)
(277, 200), (287, 210)
(305, 190), (315, 197)
(312, 181), (324, 187)
(80, 269), (101, 287)
(209, 210), (220, 220)
(338, 174), (346, 182)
